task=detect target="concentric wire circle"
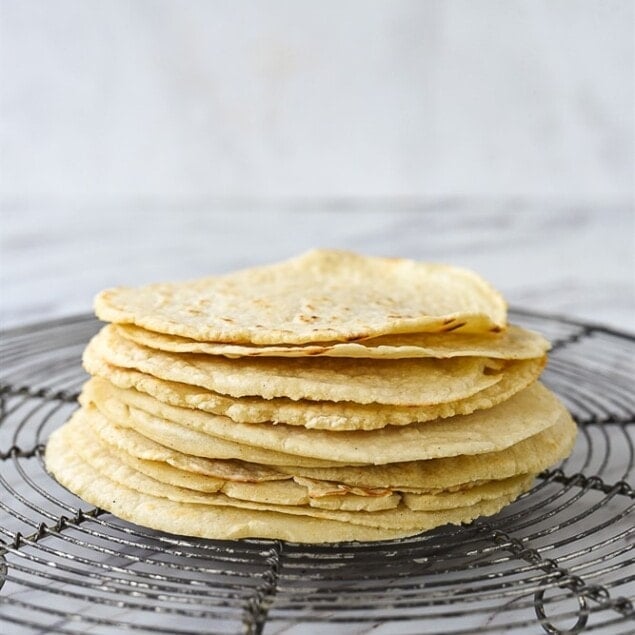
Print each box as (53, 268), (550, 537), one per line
(0, 311), (633, 635)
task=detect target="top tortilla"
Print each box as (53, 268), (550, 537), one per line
(95, 250), (507, 344)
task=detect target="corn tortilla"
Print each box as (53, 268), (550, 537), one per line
(285, 410), (577, 488)
(87, 404), (572, 499)
(84, 349), (546, 430)
(45, 432), (414, 542)
(88, 326), (505, 406)
(46, 421), (531, 534)
(116, 323), (548, 360)
(95, 250), (507, 345)
(84, 378), (565, 464)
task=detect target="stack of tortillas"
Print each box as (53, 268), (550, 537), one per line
(46, 250), (576, 542)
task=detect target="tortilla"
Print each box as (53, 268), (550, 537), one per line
(100, 434), (400, 512)
(80, 397), (351, 468)
(45, 430), (414, 542)
(401, 475), (534, 511)
(87, 326), (505, 406)
(88, 403), (563, 500)
(79, 408), (399, 511)
(84, 378), (566, 464)
(84, 349), (546, 430)
(46, 421), (530, 534)
(88, 407), (289, 481)
(285, 410), (577, 488)
(95, 250), (507, 344)
(89, 401), (575, 493)
(116, 323), (548, 360)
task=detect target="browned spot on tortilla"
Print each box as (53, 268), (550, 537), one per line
(298, 315), (320, 323)
(443, 317), (456, 325)
(442, 321), (467, 332)
(490, 325), (503, 333)
(314, 486), (393, 498)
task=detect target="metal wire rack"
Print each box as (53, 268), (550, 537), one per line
(0, 310), (633, 635)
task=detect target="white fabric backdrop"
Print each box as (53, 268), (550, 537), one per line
(1, 0), (632, 203)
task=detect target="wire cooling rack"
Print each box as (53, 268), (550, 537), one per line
(0, 310), (633, 635)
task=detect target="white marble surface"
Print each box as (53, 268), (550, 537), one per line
(1, 203), (633, 333)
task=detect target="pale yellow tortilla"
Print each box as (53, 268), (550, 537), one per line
(87, 403), (558, 500)
(95, 250), (507, 344)
(88, 407), (289, 481)
(401, 475), (534, 511)
(46, 421), (530, 533)
(84, 349), (546, 430)
(80, 408), (398, 511)
(87, 326), (505, 406)
(45, 431), (414, 542)
(88, 400), (575, 493)
(80, 396), (351, 468)
(116, 323), (548, 360)
(84, 378), (566, 464)
(100, 437), (532, 513)
(285, 410), (577, 488)
(86, 409), (530, 512)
